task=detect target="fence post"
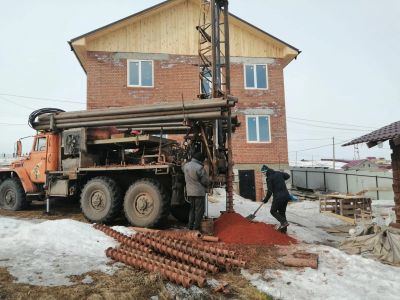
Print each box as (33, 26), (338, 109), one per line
(306, 170), (308, 189)
(291, 169), (294, 187)
(323, 171), (326, 191)
(376, 176), (379, 200)
(345, 174), (349, 194)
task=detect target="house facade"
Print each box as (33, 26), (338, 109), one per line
(69, 0), (300, 201)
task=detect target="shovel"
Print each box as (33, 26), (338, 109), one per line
(246, 202), (265, 220)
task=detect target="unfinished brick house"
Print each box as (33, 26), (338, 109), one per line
(69, 0), (300, 201)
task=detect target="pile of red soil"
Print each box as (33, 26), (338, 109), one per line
(214, 212), (297, 245)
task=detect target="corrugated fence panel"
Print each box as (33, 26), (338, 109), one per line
(290, 167), (394, 200)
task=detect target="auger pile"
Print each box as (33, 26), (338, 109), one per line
(31, 97), (237, 133)
(94, 224), (246, 288)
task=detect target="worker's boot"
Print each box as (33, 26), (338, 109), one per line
(278, 222), (289, 233)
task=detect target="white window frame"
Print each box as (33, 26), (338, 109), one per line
(244, 64), (268, 90)
(127, 59), (154, 88)
(246, 115), (272, 143)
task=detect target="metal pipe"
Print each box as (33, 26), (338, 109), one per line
(119, 245), (208, 277)
(116, 248), (206, 287)
(105, 247), (193, 288)
(41, 108), (220, 125)
(37, 98), (230, 121)
(34, 111), (225, 130)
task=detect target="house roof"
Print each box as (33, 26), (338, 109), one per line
(343, 121), (400, 147)
(69, 0), (300, 72)
(341, 159), (367, 169)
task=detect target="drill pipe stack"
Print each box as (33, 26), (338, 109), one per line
(94, 224), (246, 288)
(32, 98), (238, 132)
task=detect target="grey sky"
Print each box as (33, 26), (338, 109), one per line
(0, 0), (399, 161)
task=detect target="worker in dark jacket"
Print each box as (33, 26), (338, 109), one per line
(261, 165), (291, 232)
(182, 152), (210, 230)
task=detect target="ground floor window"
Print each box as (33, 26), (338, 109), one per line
(127, 60), (153, 87)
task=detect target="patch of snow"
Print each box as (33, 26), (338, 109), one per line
(165, 282), (207, 299)
(242, 244), (400, 300)
(111, 225), (135, 236)
(0, 217), (118, 286)
(81, 275), (94, 284)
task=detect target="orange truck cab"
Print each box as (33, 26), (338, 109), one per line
(0, 133), (59, 209)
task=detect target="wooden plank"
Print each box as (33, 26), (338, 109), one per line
(321, 212), (356, 225)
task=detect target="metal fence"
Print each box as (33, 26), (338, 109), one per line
(290, 167), (394, 200)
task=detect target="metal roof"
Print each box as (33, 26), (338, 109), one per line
(343, 120), (400, 147)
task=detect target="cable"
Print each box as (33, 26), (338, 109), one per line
(287, 120), (373, 132)
(28, 108), (65, 129)
(0, 93), (85, 104)
(289, 138), (353, 153)
(0, 96), (35, 110)
(287, 116), (375, 129)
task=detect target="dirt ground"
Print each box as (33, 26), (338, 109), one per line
(0, 200), (280, 300)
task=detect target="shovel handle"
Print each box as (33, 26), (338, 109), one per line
(253, 202), (264, 215)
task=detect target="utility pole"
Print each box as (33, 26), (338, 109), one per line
(332, 136), (336, 169)
(295, 151), (298, 167)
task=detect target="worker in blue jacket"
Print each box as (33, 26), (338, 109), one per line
(261, 165), (291, 232)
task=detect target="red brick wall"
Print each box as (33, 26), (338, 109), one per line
(86, 51), (289, 200)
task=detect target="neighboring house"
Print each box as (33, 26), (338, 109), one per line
(69, 0), (300, 201)
(341, 159), (381, 171)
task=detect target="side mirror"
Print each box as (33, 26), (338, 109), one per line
(16, 140), (22, 157)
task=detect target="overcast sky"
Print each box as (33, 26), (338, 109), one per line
(0, 0), (399, 162)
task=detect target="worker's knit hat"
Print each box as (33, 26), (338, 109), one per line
(192, 152), (205, 162)
(261, 164), (269, 173)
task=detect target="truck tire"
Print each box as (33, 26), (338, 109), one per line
(0, 178), (27, 210)
(124, 178), (169, 228)
(80, 177), (121, 223)
(170, 203), (190, 223)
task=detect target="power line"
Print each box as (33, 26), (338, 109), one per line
(287, 116), (375, 129)
(289, 138), (353, 153)
(0, 96), (35, 110)
(0, 93), (85, 104)
(287, 120), (373, 132)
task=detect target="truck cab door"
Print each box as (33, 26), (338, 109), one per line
(24, 136), (48, 183)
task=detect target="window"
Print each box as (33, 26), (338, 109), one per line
(35, 137), (47, 151)
(127, 60), (153, 87)
(244, 64), (268, 89)
(246, 115), (271, 143)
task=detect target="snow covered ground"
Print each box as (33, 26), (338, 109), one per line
(0, 218), (119, 286)
(242, 244), (400, 300)
(0, 190), (398, 300)
(209, 190), (400, 300)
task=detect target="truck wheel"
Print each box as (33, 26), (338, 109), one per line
(80, 177), (121, 223)
(170, 203), (190, 223)
(0, 178), (27, 210)
(124, 178), (169, 228)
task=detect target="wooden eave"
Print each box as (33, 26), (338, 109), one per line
(69, 0), (300, 72)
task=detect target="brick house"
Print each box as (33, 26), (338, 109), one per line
(69, 0), (300, 201)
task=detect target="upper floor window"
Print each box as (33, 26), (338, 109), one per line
(127, 60), (153, 87)
(246, 115), (271, 143)
(244, 64), (268, 89)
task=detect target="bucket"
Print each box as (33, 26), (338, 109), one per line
(200, 218), (214, 235)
